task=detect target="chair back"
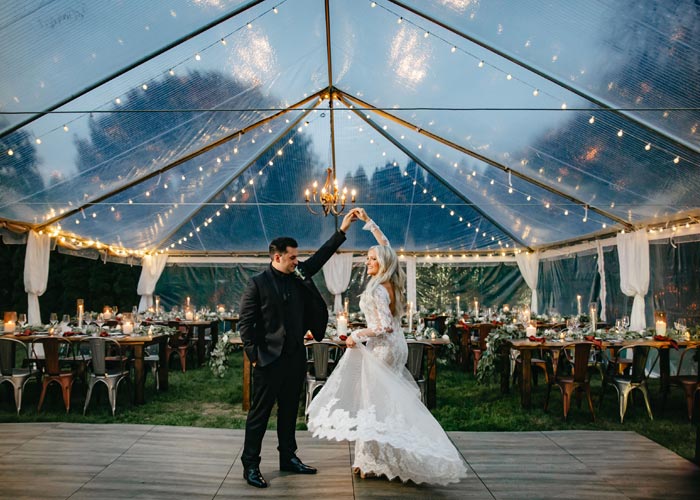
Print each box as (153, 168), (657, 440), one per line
(34, 337), (73, 376)
(0, 337), (25, 376)
(676, 345), (700, 377)
(309, 342), (338, 380)
(567, 342), (592, 383)
(424, 315), (447, 335)
(167, 322), (191, 347)
(629, 345), (651, 383)
(86, 337), (122, 376)
(406, 341), (429, 381)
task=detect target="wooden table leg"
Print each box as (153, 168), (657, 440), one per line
(521, 349), (532, 408)
(659, 347), (670, 395)
(500, 345), (510, 394)
(427, 347), (437, 409)
(132, 345), (145, 405)
(157, 336), (168, 392)
(196, 327), (206, 367)
(243, 351), (251, 411)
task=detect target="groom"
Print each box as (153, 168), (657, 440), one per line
(238, 209), (359, 488)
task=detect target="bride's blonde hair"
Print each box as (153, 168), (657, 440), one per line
(365, 244), (406, 318)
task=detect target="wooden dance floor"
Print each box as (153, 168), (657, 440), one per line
(0, 423), (698, 499)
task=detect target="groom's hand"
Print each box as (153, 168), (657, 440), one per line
(339, 208), (360, 233)
(346, 336), (356, 348)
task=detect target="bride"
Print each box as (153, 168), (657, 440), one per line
(307, 209), (467, 485)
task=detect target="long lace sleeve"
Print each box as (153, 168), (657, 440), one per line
(352, 286), (394, 341)
(363, 219), (390, 246)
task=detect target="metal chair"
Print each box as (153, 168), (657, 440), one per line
(35, 337), (77, 413)
(83, 337), (131, 416)
(166, 322), (192, 372)
(406, 341), (430, 405)
(600, 344), (654, 423)
(0, 337), (38, 415)
(666, 344), (700, 420)
(544, 342), (596, 421)
(305, 342), (340, 413)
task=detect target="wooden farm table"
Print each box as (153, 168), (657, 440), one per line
(508, 337), (700, 410)
(230, 336), (450, 411)
(2, 332), (169, 405)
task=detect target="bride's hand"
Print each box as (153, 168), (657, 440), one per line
(346, 335), (356, 348)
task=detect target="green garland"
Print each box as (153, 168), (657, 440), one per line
(209, 330), (237, 378)
(475, 327), (518, 385)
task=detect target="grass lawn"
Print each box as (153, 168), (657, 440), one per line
(1, 349), (697, 462)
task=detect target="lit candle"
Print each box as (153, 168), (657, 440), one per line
(77, 299), (84, 329)
(122, 321), (134, 335)
(655, 320), (667, 336)
(185, 308), (194, 321)
(503, 304), (510, 313)
(559, 330), (566, 340)
(217, 304), (225, 314)
(344, 297), (349, 316)
(456, 296), (460, 315)
(4, 321), (15, 333)
(576, 295), (582, 317)
(526, 322), (537, 337)
(337, 315), (348, 336)
(103, 307), (112, 320)
(155, 295), (160, 312)
(684, 331), (691, 341)
(474, 298), (479, 316)
(186, 296), (190, 307)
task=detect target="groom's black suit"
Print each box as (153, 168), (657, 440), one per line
(239, 230), (346, 468)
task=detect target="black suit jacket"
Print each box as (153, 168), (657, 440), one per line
(239, 230), (346, 367)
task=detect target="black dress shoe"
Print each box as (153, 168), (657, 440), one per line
(280, 456), (317, 474)
(243, 466), (268, 488)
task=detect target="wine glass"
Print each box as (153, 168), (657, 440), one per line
(621, 315), (630, 332)
(674, 318), (687, 332)
(17, 313), (27, 329)
(49, 313), (58, 327)
(95, 313), (105, 330)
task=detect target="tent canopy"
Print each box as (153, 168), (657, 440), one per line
(1, 0), (699, 256)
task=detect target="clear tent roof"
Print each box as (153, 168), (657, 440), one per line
(1, 0), (699, 256)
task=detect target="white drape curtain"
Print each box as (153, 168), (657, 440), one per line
(24, 231), (51, 325)
(137, 254), (169, 312)
(596, 241), (607, 323)
(617, 230), (649, 331)
(515, 252), (539, 314)
(323, 253), (354, 313)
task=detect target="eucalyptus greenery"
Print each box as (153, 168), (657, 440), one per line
(209, 330), (237, 378)
(475, 326), (520, 385)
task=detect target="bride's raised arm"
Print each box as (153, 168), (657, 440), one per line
(356, 208), (390, 246)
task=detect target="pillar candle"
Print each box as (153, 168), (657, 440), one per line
(655, 320), (667, 336)
(576, 295), (582, 317)
(185, 309), (194, 321)
(526, 324), (537, 337)
(344, 297), (349, 316)
(337, 315), (348, 336)
(4, 321), (15, 333)
(456, 296), (460, 315)
(122, 321), (134, 335)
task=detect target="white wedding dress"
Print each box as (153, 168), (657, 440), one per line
(307, 284), (467, 485)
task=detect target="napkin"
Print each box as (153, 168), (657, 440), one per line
(584, 335), (603, 348)
(528, 335), (546, 343)
(653, 335), (679, 349)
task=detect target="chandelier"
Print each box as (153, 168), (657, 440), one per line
(304, 167), (356, 216)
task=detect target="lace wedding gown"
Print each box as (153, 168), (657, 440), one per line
(307, 284), (467, 485)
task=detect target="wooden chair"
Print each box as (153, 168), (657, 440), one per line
(35, 337), (77, 413)
(166, 322), (192, 372)
(406, 341), (430, 405)
(544, 342), (596, 421)
(82, 337), (131, 416)
(305, 342), (341, 413)
(600, 344), (654, 423)
(0, 337), (39, 415)
(666, 345), (700, 420)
